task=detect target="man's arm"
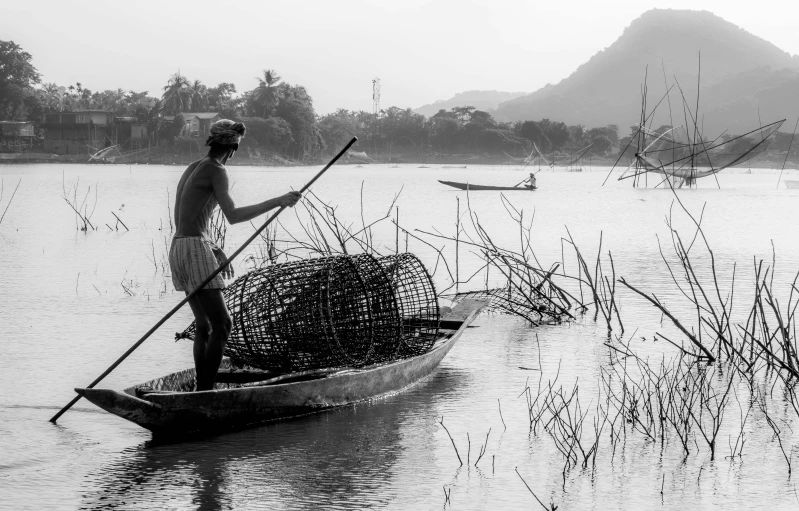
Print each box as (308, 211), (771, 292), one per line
(211, 165), (301, 225)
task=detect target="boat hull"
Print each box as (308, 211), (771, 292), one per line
(784, 180), (799, 189)
(438, 180), (535, 191)
(76, 299), (485, 436)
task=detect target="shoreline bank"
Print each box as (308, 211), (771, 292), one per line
(1, 151), (797, 170)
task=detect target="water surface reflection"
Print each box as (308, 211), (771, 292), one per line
(80, 367), (466, 510)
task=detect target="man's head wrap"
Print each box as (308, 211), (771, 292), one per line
(206, 119), (246, 147)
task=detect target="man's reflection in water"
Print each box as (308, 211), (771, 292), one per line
(192, 455), (227, 511)
(79, 367), (467, 509)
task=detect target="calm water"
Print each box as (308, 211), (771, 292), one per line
(2, 162), (799, 510)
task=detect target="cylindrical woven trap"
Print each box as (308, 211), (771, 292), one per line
(377, 253), (440, 358)
(346, 254), (403, 363)
(178, 255), (402, 371)
(228, 254), (402, 371)
(176, 253), (439, 371)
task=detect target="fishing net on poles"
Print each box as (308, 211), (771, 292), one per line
(176, 253), (440, 372)
(621, 120), (785, 182)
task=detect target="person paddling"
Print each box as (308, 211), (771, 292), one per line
(169, 120), (301, 391)
(524, 172), (537, 189)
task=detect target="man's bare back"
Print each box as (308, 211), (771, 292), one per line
(174, 157), (223, 238)
(168, 119), (300, 390)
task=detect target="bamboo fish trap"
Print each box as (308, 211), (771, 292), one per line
(177, 253), (439, 372)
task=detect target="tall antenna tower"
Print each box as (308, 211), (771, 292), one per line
(372, 77), (381, 116)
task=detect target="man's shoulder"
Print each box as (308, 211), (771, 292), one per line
(194, 158), (227, 176)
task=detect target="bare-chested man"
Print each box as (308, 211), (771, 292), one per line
(169, 120), (301, 391)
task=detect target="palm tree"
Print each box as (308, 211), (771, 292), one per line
(252, 69), (282, 117)
(40, 83), (61, 112)
(161, 72), (191, 115)
(189, 79), (208, 111)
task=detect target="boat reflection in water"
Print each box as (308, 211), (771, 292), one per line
(79, 361), (469, 509)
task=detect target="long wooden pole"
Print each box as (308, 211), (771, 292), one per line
(50, 137), (358, 423)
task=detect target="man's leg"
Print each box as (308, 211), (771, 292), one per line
(194, 289), (233, 391)
(187, 295), (212, 391)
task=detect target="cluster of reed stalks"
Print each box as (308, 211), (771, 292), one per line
(233, 188), (579, 326)
(414, 194), (581, 325)
(523, 372), (605, 473)
(278, 187), (403, 260)
(62, 175), (98, 231)
(607, 194), (798, 471)
(422, 189), (798, 495)
(437, 416), (492, 469)
(602, 338), (739, 461)
(561, 229), (623, 333)
(541, 197), (795, 477)
(61, 174), (131, 232)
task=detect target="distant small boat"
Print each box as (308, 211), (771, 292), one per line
(442, 165), (467, 169)
(439, 180), (536, 191)
(784, 180), (799, 189)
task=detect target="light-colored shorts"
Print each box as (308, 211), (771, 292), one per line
(169, 236), (226, 292)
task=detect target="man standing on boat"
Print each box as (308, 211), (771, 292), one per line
(169, 120), (301, 391)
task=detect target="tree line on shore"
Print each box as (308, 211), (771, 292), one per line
(2, 40), (795, 161)
(0, 39), (621, 160)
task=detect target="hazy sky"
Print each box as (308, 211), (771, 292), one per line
(3, 0), (797, 114)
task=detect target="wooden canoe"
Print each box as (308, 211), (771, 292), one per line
(438, 180), (536, 191)
(76, 299), (486, 437)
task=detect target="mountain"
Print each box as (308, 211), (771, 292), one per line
(414, 90), (527, 117)
(494, 9), (799, 136)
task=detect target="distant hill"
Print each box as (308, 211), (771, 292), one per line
(494, 9), (799, 136)
(414, 90), (527, 117)
(699, 66), (799, 134)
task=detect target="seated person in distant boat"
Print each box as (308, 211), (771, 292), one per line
(169, 120), (301, 391)
(525, 172), (537, 189)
